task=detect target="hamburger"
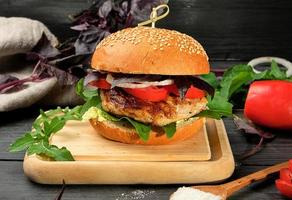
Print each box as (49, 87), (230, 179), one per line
(81, 26), (214, 145)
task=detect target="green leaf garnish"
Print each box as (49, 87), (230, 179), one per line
(219, 64), (254, 99)
(9, 80), (91, 160)
(9, 106), (81, 161)
(9, 132), (35, 152)
(162, 123), (177, 139)
(197, 92), (233, 119)
(200, 72), (219, 88)
(124, 117), (151, 141)
(96, 108), (152, 142)
(27, 140), (74, 161)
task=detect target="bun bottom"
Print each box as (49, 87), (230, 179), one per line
(89, 118), (204, 145)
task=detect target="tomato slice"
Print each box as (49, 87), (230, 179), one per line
(276, 179), (292, 198)
(289, 160), (292, 172)
(280, 168), (292, 183)
(89, 79), (111, 89)
(124, 86), (168, 102)
(185, 85), (205, 99)
(164, 84), (179, 96)
(165, 84), (205, 99)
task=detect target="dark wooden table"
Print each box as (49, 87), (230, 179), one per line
(1, 0), (292, 199)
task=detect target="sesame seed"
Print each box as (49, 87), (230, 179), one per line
(95, 26), (208, 58)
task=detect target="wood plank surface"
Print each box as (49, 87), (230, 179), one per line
(0, 161), (285, 200)
(0, 0), (291, 60)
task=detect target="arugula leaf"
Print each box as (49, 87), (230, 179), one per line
(80, 96), (101, 116)
(163, 123), (177, 139)
(97, 108), (152, 142)
(76, 78), (85, 98)
(219, 64), (254, 99)
(261, 60), (287, 80)
(200, 72), (219, 88)
(9, 132), (35, 152)
(83, 89), (99, 99)
(124, 117), (151, 141)
(9, 105), (83, 161)
(43, 117), (66, 138)
(76, 78), (99, 101)
(270, 60), (286, 79)
(197, 92), (233, 119)
(27, 140), (74, 161)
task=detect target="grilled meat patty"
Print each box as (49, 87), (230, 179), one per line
(100, 88), (208, 126)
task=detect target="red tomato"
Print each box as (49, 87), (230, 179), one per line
(124, 86), (168, 102)
(280, 168), (292, 183)
(244, 80), (292, 129)
(89, 79), (111, 89)
(289, 160), (292, 172)
(276, 179), (292, 198)
(185, 85), (205, 99)
(164, 84), (179, 96)
(164, 85), (205, 99)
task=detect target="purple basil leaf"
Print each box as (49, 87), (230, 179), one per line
(239, 137), (264, 161)
(118, 1), (129, 17)
(50, 54), (90, 70)
(98, 0), (113, 18)
(71, 0), (108, 25)
(0, 81), (23, 94)
(130, 0), (169, 24)
(0, 75), (41, 94)
(37, 63), (78, 85)
(0, 75), (23, 93)
(31, 33), (61, 59)
(233, 116), (275, 161)
(74, 26), (110, 55)
(233, 115), (275, 139)
(0, 74), (19, 84)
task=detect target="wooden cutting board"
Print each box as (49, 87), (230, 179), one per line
(23, 118), (235, 184)
(50, 120), (211, 161)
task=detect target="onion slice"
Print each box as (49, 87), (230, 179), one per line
(106, 74), (174, 88)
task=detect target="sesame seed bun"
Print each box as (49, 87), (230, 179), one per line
(91, 27), (210, 75)
(89, 118), (204, 145)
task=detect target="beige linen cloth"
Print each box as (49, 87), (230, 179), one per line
(0, 17), (82, 112)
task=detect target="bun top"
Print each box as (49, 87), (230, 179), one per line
(91, 27), (210, 75)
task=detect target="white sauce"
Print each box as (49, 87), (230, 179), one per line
(170, 187), (221, 200)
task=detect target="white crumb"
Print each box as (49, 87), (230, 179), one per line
(170, 187), (221, 200)
(116, 189), (155, 200)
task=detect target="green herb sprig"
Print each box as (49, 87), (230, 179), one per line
(9, 106), (82, 161)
